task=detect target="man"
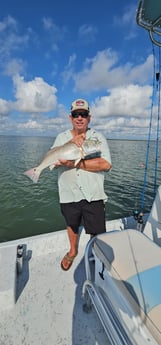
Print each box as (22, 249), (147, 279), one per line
(52, 99), (112, 271)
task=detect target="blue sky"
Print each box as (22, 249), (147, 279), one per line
(0, 0), (158, 139)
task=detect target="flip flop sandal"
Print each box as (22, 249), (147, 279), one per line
(61, 252), (77, 271)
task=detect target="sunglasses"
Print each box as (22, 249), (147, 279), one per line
(71, 111), (89, 118)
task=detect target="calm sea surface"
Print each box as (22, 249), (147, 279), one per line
(0, 135), (161, 242)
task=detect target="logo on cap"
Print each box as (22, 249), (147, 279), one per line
(75, 100), (85, 107)
(71, 98), (89, 112)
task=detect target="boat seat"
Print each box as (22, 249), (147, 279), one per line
(92, 230), (161, 344)
(0, 245), (17, 310)
(143, 185), (161, 246)
(94, 229), (161, 286)
(136, 0), (161, 46)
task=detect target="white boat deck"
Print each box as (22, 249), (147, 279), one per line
(0, 210), (156, 345)
(0, 230), (109, 345)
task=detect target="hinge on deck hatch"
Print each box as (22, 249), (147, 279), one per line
(99, 263), (105, 280)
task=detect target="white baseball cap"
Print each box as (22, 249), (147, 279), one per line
(71, 99), (89, 113)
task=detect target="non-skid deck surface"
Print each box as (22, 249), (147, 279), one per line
(0, 231), (109, 345)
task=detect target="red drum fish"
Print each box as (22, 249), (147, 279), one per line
(24, 138), (101, 183)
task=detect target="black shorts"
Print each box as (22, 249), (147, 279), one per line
(60, 200), (106, 235)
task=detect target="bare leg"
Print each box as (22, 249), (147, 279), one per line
(61, 226), (78, 270)
(67, 226), (78, 256)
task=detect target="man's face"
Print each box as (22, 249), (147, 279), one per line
(70, 110), (91, 132)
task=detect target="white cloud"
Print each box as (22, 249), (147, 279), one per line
(0, 36), (156, 139)
(114, 4), (136, 26)
(87, 84), (154, 139)
(15, 109), (69, 136)
(18, 119), (42, 130)
(0, 15), (17, 32)
(78, 24), (97, 43)
(42, 17), (67, 41)
(72, 49), (153, 92)
(91, 84), (152, 118)
(13, 75), (57, 113)
(4, 58), (26, 77)
(113, 4), (137, 40)
(0, 99), (12, 116)
(0, 16), (30, 61)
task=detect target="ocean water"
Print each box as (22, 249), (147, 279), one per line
(0, 135), (161, 242)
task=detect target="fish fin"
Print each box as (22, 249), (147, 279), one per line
(49, 164), (55, 171)
(74, 158), (81, 167)
(23, 167), (41, 183)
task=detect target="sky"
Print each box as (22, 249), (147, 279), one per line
(0, 0), (160, 139)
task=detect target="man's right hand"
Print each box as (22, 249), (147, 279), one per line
(71, 133), (86, 147)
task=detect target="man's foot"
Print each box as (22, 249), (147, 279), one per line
(61, 252), (77, 271)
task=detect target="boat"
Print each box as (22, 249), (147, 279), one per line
(83, 185), (161, 345)
(0, 208), (157, 345)
(1, 1), (161, 344)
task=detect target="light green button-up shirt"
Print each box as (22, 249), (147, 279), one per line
(51, 128), (111, 203)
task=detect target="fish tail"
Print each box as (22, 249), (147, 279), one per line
(23, 167), (41, 183)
